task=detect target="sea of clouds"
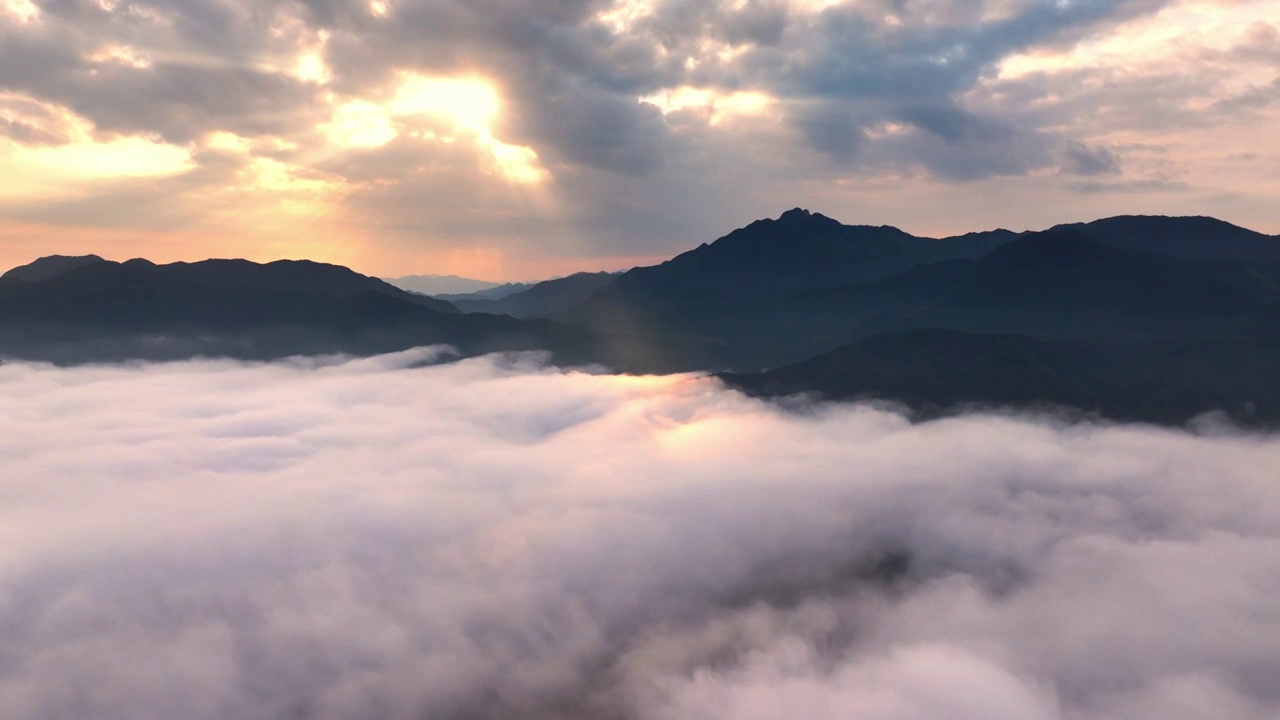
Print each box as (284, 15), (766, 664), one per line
(1, 347), (1278, 720)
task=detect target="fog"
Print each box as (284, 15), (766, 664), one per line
(1, 348), (1278, 720)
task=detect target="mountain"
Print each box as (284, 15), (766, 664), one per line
(1052, 215), (1280, 263)
(0, 255), (714, 372)
(886, 229), (1260, 341)
(591, 208), (1014, 303)
(450, 272), (619, 318)
(555, 214), (1275, 371)
(436, 282), (535, 302)
(384, 274), (503, 296)
(5, 255), (459, 313)
(556, 209), (1018, 369)
(3, 254), (105, 282)
(5, 211), (1278, 425)
(0, 257), (581, 363)
(721, 329), (1280, 425)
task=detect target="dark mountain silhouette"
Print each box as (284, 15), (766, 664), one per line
(876, 230), (1261, 343)
(1052, 215), (1280, 263)
(722, 329), (1280, 425)
(0, 254), (722, 372)
(554, 209), (1019, 368)
(451, 272), (619, 318)
(588, 208), (1015, 304)
(2, 254), (105, 282)
(0, 257), (616, 365)
(945, 229), (1253, 313)
(5, 211), (1280, 426)
(551, 214), (1265, 371)
(4, 256), (459, 313)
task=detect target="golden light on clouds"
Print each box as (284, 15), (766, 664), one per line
(294, 30), (332, 84)
(321, 74), (548, 184)
(390, 76), (500, 132)
(322, 99), (398, 148)
(997, 0), (1280, 84)
(2, 0), (38, 23)
(596, 0), (653, 33)
(643, 86), (775, 124)
(0, 94), (192, 200)
(86, 44), (153, 69)
(596, 0), (851, 36)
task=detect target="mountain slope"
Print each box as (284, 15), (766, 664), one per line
(554, 209), (1019, 369)
(0, 258), (624, 365)
(590, 208), (1013, 304)
(722, 329), (1280, 425)
(558, 214), (1266, 371)
(451, 272), (619, 318)
(899, 229), (1259, 339)
(1052, 215), (1280, 263)
(3, 255), (105, 282)
(0, 255), (723, 372)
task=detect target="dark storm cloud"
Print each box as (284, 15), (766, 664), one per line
(1, 350), (1279, 719)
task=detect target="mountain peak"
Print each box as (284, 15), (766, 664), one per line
(779, 207), (813, 221)
(2, 254), (105, 282)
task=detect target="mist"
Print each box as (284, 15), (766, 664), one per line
(1, 348), (1278, 720)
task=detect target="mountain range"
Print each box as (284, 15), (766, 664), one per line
(382, 273), (507, 296)
(4, 210), (1277, 425)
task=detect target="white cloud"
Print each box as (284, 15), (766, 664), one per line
(0, 349), (1278, 719)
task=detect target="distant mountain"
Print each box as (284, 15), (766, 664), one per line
(436, 282), (535, 302)
(593, 208), (1014, 303)
(556, 209), (1018, 368)
(886, 229), (1260, 341)
(451, 272), (619, 318)
(555, 214), (1276, 370)
(5, 211), (1279, 427)
(384, 274), (504, 296)
(722, 329), (1280, 425)
(0, 255), (701, 371)
(3, 254), (105, 282)
(1052, 215), (1280, 263)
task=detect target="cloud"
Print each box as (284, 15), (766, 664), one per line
(1, 349), (1278, 719)
(1, 0), (1278, 276)
(1062, 140), (1121, 176)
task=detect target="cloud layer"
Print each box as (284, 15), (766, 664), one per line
(1, 349), (1279, 719)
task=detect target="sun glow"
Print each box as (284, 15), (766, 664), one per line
(321, 99), (397, 148)
(321, 74), (548, 183)
(2, 0), (39, 23)
(389, 76), (500, 132)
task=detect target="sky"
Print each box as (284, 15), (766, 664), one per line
(0, 0), (1277, 280)
(2, 349), (1279, 719)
